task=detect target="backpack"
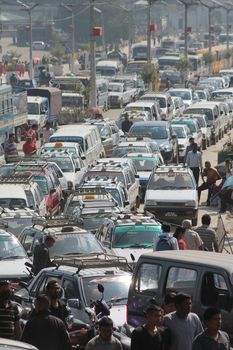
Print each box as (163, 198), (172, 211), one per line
(156, 236), (173, 251)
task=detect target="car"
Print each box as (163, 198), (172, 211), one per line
(128, 121), (178, 163)
(168, 88), (199, 107)
(112, 141), (153, 158)
(40, 142), (85, 162)
(121, 137), (164, 162)
(124, 101), (159, 120)
(32, 41), (45, 50)
(139, 92), (174, 120)
(171, 125), (191, 162)
(195, 89), (210, 101)
(171, 117), (203, 150)
(0, 338), (38, 349)
(144, 165), (198, 226)
(15, 253), (132, 327)
(18, 217), (105, 258)
(15, 79), (37, 93)
(95, 213), (162, 262)
(0, 229), (32, 283)
(0, 208), (39, 237)
(81, 162), (141, 210)
(125, 153), (162, 198)
(190, 114), (211, 149)
(171, 96), (186, 117)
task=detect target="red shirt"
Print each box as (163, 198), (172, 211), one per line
(23, 141), (37, 155)
(178, 239), (187, 250)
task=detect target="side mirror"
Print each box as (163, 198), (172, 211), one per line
(101, 137), (106, 141)
(124, 200), (130, 206)
(135, 174), (140, 179)
(98, 283), (104, 293)
(75, 168), (80, 172)
(27, 250), (32, 257)
(67, 298), (81, 309)
(81, 156), (86, 160)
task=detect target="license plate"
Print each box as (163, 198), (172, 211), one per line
(165, 212), (177, 217)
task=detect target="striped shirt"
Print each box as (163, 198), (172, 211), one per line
(195, 225), (218, 251)
(0, 302), (19, 339)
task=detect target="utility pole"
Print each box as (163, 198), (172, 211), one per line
(147, 0), (151, 63)
(62, 4), (75, 73)
(17, 0), (38, 79)
(89, 0), (97, 108)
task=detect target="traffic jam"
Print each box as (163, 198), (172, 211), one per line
(1, 1), (233, 350)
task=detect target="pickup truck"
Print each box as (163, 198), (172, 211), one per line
(108, 82), (137, 108)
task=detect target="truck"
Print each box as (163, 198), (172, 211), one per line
(0, 85), (28, 145)
(60, 92), (84, 124)
(27, 87), (62, 129)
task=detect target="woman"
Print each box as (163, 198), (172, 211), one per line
(173, 226), (187, 250)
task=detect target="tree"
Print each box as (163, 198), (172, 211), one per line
(176, 57), (192, 83)
(141, 63), (159, 91)
(51, 45), (66, 63)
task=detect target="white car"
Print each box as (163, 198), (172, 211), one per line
(171, 125), (191, 161)
(169, 88), (199, 107)
(0, 338), (38, 350)
(32, 41), (45, 50)
(144, 165), (198, 226)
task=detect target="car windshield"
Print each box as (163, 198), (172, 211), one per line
(129, 125), (168, 139)
(169, 90), (191, 100)
(148, 172), (194, 189)
(172, 127), (186, 138)
(0, 198), (27, 209)
(32, 175), (49, 194)
(50, 157), (74, 173)
(172, 121), (195, 133)
(112, 146), (148, 157)
(81, 212), (114, 231)
(131, 158), (158, 171)
(0, 234), (27, 259)
(108, 84), (123, 92)
(49, 233), (103, 256)
(84, 171), (125, 185)
(185, 108), (213, 121)
(194, 117), (206, 127)
(82, 275), (131, 305)
(112, 225), (162, 248)
(196, 91), (206, 99)
(5, 218), (33, 237)
(155, 97), (166, 108)
(28, 102), (39, 115)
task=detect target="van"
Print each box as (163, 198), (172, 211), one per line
(96, 60), (123, 76)
(127, 251), (233, 338)
(140, 92), (174, 120)
(124, 101), (159, 120)
(49, 124), (105, 165)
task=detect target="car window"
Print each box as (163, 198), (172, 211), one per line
(21, 229), (36, 252)
(201, 272), (231, 311)
(135, 263), (161, 294)
(63, 278), (76, 299)
(166, 267), (197, 297)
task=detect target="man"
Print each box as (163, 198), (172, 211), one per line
(22, 136), (37, 156)
(195, 214), (219, 252)
(198, 161), (221, 206)
(164, 293), (203, 350)
(0, 280), (22, 339)
(131, 304), (171, 350)
(121, 113), (133, 133)
(182, 220), (204, 250)
(4, 134), (19, 163)
(184, 137), (195, 163)
(192, 307), (230, 350)
(21, 295), (72, 350)
(224, 159), (233, 179)
(85, 316), (122, 350)
(186, 143), (203, 186)
(33, 235), (56, 275)
(154, 223), (179, 251)
(42, 122), (54, 145)
(46, 280), (70, 325)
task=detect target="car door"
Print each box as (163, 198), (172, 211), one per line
(100, 125), (114, 157)
(126, 170), (138, 207)
(110, 123), (122, 146)
(19, 228), (38, 256)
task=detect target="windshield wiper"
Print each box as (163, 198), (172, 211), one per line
(0, 255), (25, 260)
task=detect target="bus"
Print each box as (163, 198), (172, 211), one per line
(96, 60), (123, 76)
(132, 43), (156, 60)
(158, 56), (180, 69)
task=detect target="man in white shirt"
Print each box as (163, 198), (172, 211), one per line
(182, 219), (204, 250)
(186, 143), (202, 186)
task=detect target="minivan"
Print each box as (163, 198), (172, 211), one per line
(124, 101), (160, 120)
(127, 250), (233, 339)
(49, 124), (105, 165)
(140, 92), (174, 120)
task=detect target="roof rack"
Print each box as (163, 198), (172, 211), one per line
(74, 187), (108, 196)
(53, 253), (130, 272)
(32, 217), (81, 229)
(0, 175), (32, 184)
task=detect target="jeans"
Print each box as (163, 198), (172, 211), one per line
(198, 182), (215, 204)
(190, 167), (200, 186)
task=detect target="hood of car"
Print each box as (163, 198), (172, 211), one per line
(111, 248), (153, 262)
(145, 189), (197, 202)
(0, 257), (31, 280)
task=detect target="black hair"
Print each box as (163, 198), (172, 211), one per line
(45, 235), (55, 243)
(189, 137), (194, 142)
(173, 226), (185, 239)
(202, 214), (211, 226)
(145, 304), (161, 314)
(163, 291), (177, 305)
(161, 224), (170, 233)
(98, 317), (113, 328)
(174, 293), (191, 305)
(46, 280), (59, 291)
(9, 133), (15, 138)
(35, 294), (50, 310)
(0, 280), (10, 288)
(203, 307), (221, 321)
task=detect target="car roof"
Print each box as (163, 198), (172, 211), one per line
(126, 153), (155, 158)
(42, 142), (79, 148)
(116, 141), (149, 147)
(131, 121), (169, 126)
(139, 250), (233, 274)
(155, 165), (190, 173)
(0, 208), (37, 219)
(0, 185), (26, 198)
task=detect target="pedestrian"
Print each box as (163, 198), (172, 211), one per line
(45, 280), (70, 325)
(23, 136), (37, 156)
(224, 159), (233, 179)
(198, 161), (221, 206)
(195, 214), (219, 252)
(4, 133), (19, 163)
(164, 293), (203, 350)
(182, 220), (204, 250)
(85, 316), (122, 350)
(131, 304), (171, 350)
(192, 307), (230, 350)
(42, 121), (54, 145)
(33, 235), (56, 275)
(173, 226), (187, 250)
(121, 113), (133, 133)
(154, 223), (179, 251)
(162, 291), (177, 315)
(184, 137), (195, 163)
(186, 143), (202, 185)
(24, 125), (37, 145)
(21, 295), (72, 350)
(0, 280), (22, 339)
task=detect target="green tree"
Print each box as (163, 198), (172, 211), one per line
(176, 58), (192, 82)
(141, 63), (159, 90)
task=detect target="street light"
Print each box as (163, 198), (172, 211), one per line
(62, 4), (75, 73)
(16, 0), (38, 79)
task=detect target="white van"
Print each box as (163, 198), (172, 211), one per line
(49, 124), (105, 165)
(96, 60), (123, 76)
(32, 41), (45, 50)
(124, 101), (160, 120)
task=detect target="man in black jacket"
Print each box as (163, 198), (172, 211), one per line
(33, 235), (55, 275)
(46, 280), (70, 325)
(21, 295), (72, 350)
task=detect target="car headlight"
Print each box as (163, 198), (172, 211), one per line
(145, 200), (157, 206)
(185, 200), (196, 207)
(67, 181), (73, 190)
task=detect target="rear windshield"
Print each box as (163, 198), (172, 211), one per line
(50, 136), (84, 150)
